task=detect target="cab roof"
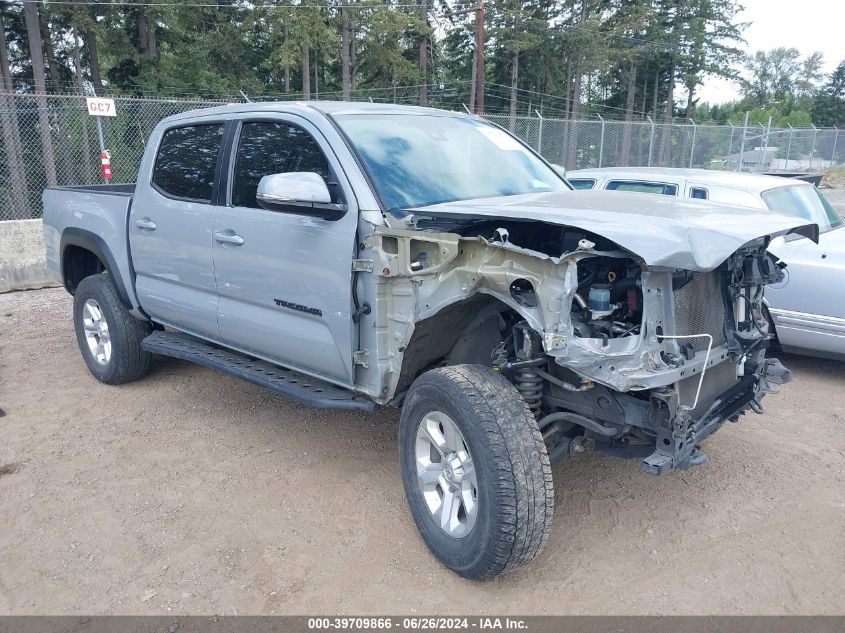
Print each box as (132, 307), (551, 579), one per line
(161, 100), (472, 124)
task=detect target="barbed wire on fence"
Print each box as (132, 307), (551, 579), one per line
(0, 92), (842, 221)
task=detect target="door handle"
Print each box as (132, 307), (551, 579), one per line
(135, 218), (157, 231)
(214, 230), (245, 246)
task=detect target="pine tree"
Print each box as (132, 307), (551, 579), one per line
(811, 61), (845, 127)
(0, 5), (29, 215)
(23, 0), (57, 186)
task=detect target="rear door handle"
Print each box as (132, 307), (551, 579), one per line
(135, 218), (157, 231)
(214, 230), (245, 246)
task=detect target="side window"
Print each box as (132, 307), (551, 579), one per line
(690, 187), (708, 200)
(607, 180), (678, 196)
(232, 121), (332, 209)
(568, 179), (596, 190)
(152, 124), (224, 202)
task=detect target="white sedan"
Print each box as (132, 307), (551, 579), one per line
(566, 167), (845, 360)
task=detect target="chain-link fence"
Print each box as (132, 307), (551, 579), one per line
(0, 93), (224, 221)
(486, 113), (844, 174)
(2, 92), (843, 220)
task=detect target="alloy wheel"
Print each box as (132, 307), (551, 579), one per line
(414, 411), (478, 538)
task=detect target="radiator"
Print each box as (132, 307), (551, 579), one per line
(673, 271), (728, 352)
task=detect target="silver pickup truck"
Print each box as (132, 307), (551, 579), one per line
(43, 102), (816, 580)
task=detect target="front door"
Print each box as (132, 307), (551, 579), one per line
(212, 117), (359, 386)
(130, 122), (226, 340)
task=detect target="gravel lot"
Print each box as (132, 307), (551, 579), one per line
(1, 286), (843, 616)
(823, 184), (845, 209)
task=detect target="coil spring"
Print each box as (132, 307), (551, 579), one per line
(515, 368), (543, 418)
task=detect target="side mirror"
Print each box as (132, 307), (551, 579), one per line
(256, 172), (346, 221)
(551, 164), (567, 179)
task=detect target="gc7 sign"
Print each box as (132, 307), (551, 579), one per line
(86, 97), (117, 117)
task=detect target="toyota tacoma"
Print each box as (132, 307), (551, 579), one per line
(42, 102), (816, 579)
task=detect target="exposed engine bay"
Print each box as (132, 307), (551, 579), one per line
(566, 247), (644, 342)
(446, 220), (651, 344)
(355, 216), (799, 474)
(475, 227), (791, 473)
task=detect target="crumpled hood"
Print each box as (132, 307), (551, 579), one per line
(415, 190), (819, 271)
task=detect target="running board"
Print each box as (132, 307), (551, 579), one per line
(142, 331), (377, 412)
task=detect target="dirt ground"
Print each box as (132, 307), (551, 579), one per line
(822, 183), (845, 207)
(0, 286), (843, 616)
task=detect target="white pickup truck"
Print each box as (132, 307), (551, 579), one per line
(42, 102), (816, 579)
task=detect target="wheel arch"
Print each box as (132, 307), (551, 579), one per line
(392, 293), (527, 402)
(60, 228), (131, 307)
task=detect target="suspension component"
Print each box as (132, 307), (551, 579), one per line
(513, 322), (543, 418)
(516, 366), (542, 417)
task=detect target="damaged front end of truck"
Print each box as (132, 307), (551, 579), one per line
(357, 191), (817, 474)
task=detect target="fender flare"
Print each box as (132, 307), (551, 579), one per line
(59, 227), (132, 307)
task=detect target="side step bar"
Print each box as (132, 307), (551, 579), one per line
(142, 331), (377, 412)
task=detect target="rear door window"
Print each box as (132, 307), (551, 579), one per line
(606, 180), (678, 196)
(690, 187), (708, 199)
(568, 179), (596, 190)
(152, 124), (224, 202)
(231, 121), (332, 209)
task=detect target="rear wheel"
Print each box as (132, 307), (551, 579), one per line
(399, 364), (554, 580)
(73, 272), (152, 385)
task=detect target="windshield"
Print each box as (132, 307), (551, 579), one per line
(334, 114), (568, 213)
(761, 185), (843, 233)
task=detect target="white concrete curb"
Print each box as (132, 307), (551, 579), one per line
(0, 219), (61, 293)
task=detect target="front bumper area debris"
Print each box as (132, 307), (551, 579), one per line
(640, 358), (792, 475)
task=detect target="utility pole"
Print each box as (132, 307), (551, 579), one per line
(474, 1), (485, 114)
(419, 0), (429, 106)
(439, 2), (484, 114)
(762, 115), (772, 173)
(469, 48), (477, 112)
(737, 110), (749, 172)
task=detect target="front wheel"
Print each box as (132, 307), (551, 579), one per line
(399, 365), (554, 580)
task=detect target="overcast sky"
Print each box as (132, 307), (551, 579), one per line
(696, 0), (845, 105)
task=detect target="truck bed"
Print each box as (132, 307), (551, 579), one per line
(42, 183), (140, 310)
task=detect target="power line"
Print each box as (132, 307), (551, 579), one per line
(10, 75), (657, 120)
(6, 76), (476, 102)
(485, 82), (666, 120)
(18, 0), (436, 8)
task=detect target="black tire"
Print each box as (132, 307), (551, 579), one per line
(73, 272), (152, 385)
(399, 364), (554, 580)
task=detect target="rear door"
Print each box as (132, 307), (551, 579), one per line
(212, 115), (359, 386)
(130, 121), (227, 339)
